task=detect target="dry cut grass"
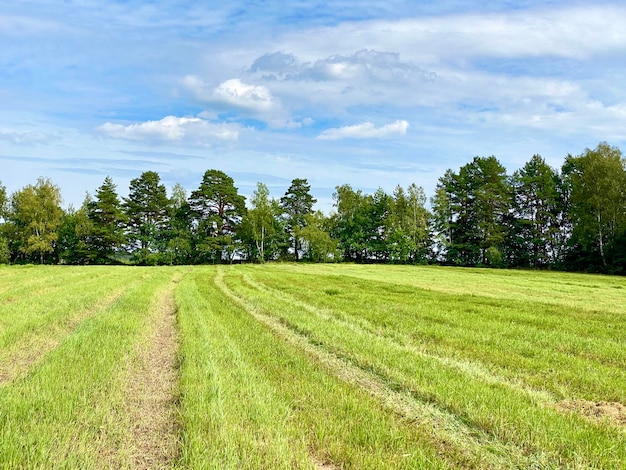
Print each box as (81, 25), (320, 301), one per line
(123, 275), (181, 469)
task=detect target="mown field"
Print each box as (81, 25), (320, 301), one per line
(0, 264), (624, 469)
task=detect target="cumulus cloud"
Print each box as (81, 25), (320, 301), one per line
(215, 79), (277, 115)
(186, 77), (274, 112)
(181, 76), (297, 127)
(318, 120), (409, 140)
(97, 116), (240, 144)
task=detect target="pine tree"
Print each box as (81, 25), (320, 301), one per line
(123, 171), (169, 263)
(88, 176), (126, 263)
(280, 178), (316, 261)
(189, 169), (246, 263)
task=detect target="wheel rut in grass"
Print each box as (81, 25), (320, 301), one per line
(242, 273), (556, 406)
(0, 286), (128, 386)
(214, 268), (546, 469)
(122, 275), (180, 469)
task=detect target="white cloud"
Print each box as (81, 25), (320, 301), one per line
(271, 5), (626, 62)
(181, 76), (297, 127)
(318, 120), (409, 140)
(183, 76), (274, 113)
(97, 116), (240, 144)
(233, 5), (626, 134)
(0, 129), (59, 145)
(213, 78), (275, 113)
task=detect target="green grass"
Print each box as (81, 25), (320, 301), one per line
(0, 264), (624, 468)
(0, 267), (142, 364)
(0, 266), (182, 468)
(175, 268), (448, 469)
(223, 264), (626, 468)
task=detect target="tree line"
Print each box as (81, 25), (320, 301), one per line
(0, 142), (624, 273)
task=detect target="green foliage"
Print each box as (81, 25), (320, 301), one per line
(484, 245), (503, 267)
(162, 183), (193, 265)
(299, 211), (339, 262)
(0, 181), (7, 220)
(280, 178), (316, 261)
(0, 236), (9, 264)
(88, 176), (127, 263)
(124, 171), (170, 263)
(241, 183), (287, 262)
(189, 169), (247, 263)
(8, 177), (63, 264)
(508, 155), (566, 268)
(330, 184), (390, 261)
(432, 157), (512, 266)
(56, 201), (95, 264)
(0, 142), (625, 271)
(0, 181), (8, 264)
(563, 142), (626, 271)
(387, 184), (431, 263)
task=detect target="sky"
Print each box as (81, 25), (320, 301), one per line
(2, 0), (626, 212)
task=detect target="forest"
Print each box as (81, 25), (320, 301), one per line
(0, 141), (625, 274)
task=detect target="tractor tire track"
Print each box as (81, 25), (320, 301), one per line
(122, 275), (180, 469)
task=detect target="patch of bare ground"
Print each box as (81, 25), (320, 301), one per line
(123, 277), (180, 469)
(556, 400), (626, 426)
(311, 454), (340, 470)
(0, 287), (127, 385)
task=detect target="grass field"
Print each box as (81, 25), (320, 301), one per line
(0, 264), (624, 468)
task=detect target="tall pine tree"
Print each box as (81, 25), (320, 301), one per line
(123, 171), (169, 263)
(88, 176), (126, 263)
(189, 169), (246, 263)
(280, 178), (316, 261)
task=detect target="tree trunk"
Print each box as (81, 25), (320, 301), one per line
(259, 225), (265, 262)
(597, 211), (606, 267)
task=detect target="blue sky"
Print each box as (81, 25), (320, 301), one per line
(2, 0), (626, 211)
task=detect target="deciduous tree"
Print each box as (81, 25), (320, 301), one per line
(0, 181), (6, 220)
(0, 181), (8, 263)
(563, 142), (626, 270)
(163, 183), (193, 265)
(243, 182), (286, 262)
(9, 177), (63, 264)
(57, 198), (95, 264)
(300, 210), (339, 262)
(388, 184), (431, 263)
